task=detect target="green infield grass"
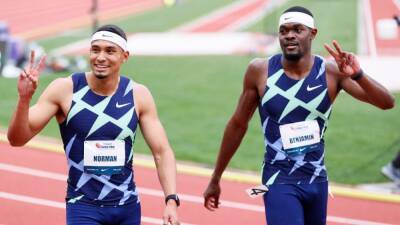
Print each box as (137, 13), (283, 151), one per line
(2, 0), (398, 184)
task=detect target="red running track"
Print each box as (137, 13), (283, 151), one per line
(368, 0), (400, 55)
(0, 0), (163, 39)
(183, 0), (269, 32)
(0, 142), (399, 225)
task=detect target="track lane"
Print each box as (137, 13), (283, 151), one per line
(1, 144), (399, 224)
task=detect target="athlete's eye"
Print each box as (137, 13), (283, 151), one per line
(90, 48), (100, 54)
(106, 48), (117, 55)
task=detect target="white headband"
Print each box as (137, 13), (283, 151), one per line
(279, 11), (315, 29)
(91, 31), (128, 51)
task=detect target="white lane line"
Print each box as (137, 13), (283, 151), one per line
(327, 216), (394, 225)
(0, 162), (264, 211)
(0, 163), (395, 225)
(171, 0), (261, 32)
(364, 0), (377, 56)
(139, 187), (265, 212)
(0, 191), (196, 225)
(0, 162), (66, 181)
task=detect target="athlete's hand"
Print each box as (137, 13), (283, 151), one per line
(18, 50), (46, 100)
(324, 40), (361, 77)
(163, 202), (180, 225)
(203, 180), (221, 211)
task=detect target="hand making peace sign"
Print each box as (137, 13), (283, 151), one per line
(18, 50), (46, 100)
(324, 40), (361, 78)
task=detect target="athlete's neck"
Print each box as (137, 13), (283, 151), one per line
(86, 72), (120, 96)
(282, 53), (314, 80)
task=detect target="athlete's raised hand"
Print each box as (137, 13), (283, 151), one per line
(324, 40), (361, 77)
(18, 50), (46, 100)
(203, 181), (221, 211)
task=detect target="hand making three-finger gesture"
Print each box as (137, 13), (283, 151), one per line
(18, 50), (46, 100)
(324, 40), (362, 79)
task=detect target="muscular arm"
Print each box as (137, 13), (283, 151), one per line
(135, 83), (179, 224)
(326, 61), (395, 109)
(8, 78), (70, 146)
(203, 58), (267, 211)
(210, 58), (267, 183)
(324, 41), (394, 109)
(135, 84), (177, 196)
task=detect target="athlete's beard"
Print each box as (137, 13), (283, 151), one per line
(94, 74), (107, 79)
(283, 52), (303, 61)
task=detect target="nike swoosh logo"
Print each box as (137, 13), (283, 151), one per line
(306, 84), (322, 91)
(116, 102), (131, 108)
(284, 17), (293, 20)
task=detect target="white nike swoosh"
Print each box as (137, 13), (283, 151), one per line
(116, 102), (131, 108)
(306, 84), (322, 91)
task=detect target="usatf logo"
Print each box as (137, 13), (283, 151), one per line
(95, 142), (115, 149)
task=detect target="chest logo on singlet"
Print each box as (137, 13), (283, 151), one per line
(306, 84), (322, 91)
(116, 102), (131, 108)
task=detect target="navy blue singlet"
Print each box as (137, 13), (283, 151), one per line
(59, 73), (139, 206)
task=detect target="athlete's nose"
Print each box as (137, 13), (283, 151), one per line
(96, 51), (107, 62)
(285, 30), (296, 40)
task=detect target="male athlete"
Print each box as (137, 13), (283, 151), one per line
(204, 6), (395, 225)
(8, 24), (180, 225)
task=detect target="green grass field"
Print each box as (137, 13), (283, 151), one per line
(247, 0), (358, 54)
(2, 0), (399, 184)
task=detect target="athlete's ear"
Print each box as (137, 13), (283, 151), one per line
(123, 51), (130, 63)
(310, 28), (318, 40)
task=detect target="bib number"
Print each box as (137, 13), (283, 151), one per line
(246, 185), (269, 198)
(84, 140), (125, 175)
(279, 120), (321, 156)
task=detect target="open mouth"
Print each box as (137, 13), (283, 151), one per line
(94, 64), (109, 71)
(285, 43), (299, 50)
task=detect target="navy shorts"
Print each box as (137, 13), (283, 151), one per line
(263, 181), (328, 225)
(66, 201), (141, 225)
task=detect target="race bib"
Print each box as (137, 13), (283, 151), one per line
(84, 140), (125, 175)
(279, 120), (321, 156)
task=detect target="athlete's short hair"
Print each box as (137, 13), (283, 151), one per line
(283, 6), (313, 18)
(94, 24), (127, 41)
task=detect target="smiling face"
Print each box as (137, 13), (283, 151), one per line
(279, 22), (317, 61)
(89, 40), (129, 79)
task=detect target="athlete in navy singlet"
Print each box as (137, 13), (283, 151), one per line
(204, 6), (394, 225)
(8, 25), (181, 225)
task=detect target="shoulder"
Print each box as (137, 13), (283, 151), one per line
(37, 76), (73, 106)
(247, 57), (268, 74)
(133, 82), (152, 97)
(42, 76), (72, 96)
(244, 58), (268, 87)
(50, 76), (73, 87)
(132, 82), (155, 117)
(324, 59), (341, 77)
